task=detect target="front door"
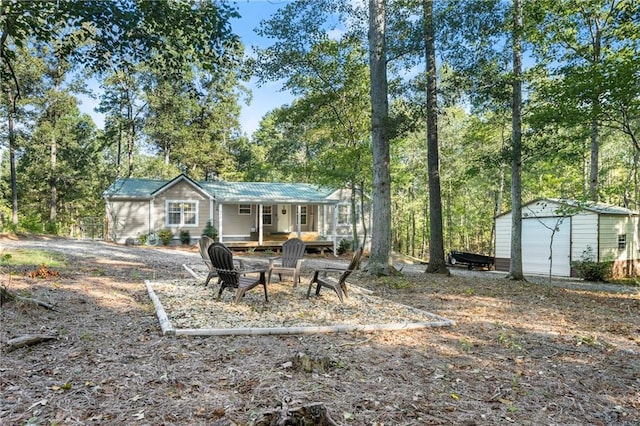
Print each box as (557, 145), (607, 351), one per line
(277, 204), (291, 232)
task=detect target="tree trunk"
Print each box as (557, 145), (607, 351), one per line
(7, 86), (18, 225)
(366, 0), (392, 275)
(424, 0), (447, 274)
(50, 132), (57, 223)
(589, 27), (602, 202)
(508, 0), (524, 280)
(589, 117), (599, 202)
(127, 101), (135, 176)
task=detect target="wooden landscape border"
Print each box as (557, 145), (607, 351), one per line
(144, 265), (455, 336)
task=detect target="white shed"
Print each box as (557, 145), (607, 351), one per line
(495, 198), (639, 278)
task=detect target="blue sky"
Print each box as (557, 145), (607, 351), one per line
(78, 1), (294, 137)
(231, 0), (294, 135)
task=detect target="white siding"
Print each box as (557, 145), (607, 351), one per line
(571, 212), (599, 262)
(494, 213), (512, 258)
(600, 215), (637, 262)
(522, 199), (564, 218)
(495, 199), (640, 277)
(522, 217), (571, 276)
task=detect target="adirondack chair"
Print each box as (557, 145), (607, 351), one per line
(208, 242), (268, 303)
(198, 236), (217, 286)
(198, 236), (244, 286)
(268, 237), (306, 286)
(307, 247), (363, 303)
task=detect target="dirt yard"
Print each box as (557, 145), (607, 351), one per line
(1, 236), (638, 425)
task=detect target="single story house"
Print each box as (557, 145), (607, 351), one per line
(495, 198), (639, 278)
(103, 174), (367, 253)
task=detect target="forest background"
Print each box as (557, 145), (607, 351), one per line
(1, 0), (638, 260)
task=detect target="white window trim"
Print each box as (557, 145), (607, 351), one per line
(618, 234), (626, 250)
(165, 200), (199, 227)
(300, 205), (308, 225)
(239, 204), (252, 215)
(263, 205), (273, 226)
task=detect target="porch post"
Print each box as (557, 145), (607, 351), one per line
(296, 205), (301, 238)
(332, 203), (338, 256)
(218, 203), (223, 242)
(148, 199), (153, 236)
(258, 204), (263, 246)
(209, 198), (214, 228)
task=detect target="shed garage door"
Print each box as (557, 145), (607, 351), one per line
(522, 217), (571, 276)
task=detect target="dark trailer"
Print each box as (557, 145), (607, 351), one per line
(447, 250), (495, 270)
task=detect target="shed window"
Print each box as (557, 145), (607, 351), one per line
(263, 206), (272, 225)
(618, 234), (626, 250)
(167, 201), (197, 226)
(239, 204), (251, 215)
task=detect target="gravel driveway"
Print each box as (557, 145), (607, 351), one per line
(2, 236), (636, 294)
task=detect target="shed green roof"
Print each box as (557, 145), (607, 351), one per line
(104, 176), (338, 205)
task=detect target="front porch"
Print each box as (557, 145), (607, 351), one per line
(219, 231), (336, 254)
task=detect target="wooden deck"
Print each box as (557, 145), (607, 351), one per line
(223, 240), (335, 254)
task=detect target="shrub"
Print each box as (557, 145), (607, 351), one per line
(179, 230), (191, 245)
(337, 238), (353, 255)
(45, 221), (59, 235)
(202, 220), (218, 240)
(138, 233), (148, 245)
(572, 246), (612, 282)
(19, 213), (44, 233)
(157, 229), (173, 246)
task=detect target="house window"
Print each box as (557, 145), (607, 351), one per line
(337, 204), (350, 224)
(300, 206), (307, 225)
(239, 204), (251, 215)
(167, 201), (197, 226)
(618, 234), (626, 250)
(263, 206), (272, 225)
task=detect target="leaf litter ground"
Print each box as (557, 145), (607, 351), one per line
(1, 236), (639, 425)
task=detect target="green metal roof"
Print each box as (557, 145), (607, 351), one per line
(103, 178), (167, 198)
(104, 176), (338, 204)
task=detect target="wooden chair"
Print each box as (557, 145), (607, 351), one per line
(198, 237), (244, 286)
(208, 242), (268, 303)
(268, 237), (306, 286)
(307, 248), (363, 303)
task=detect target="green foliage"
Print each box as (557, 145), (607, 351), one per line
(179, 230), (191, 245)
(572, 247), (612, 282)
(202, 221), (218, 240)
(1, 253), (12, 264)
(157, 229), (173, 246)
(19, 213), (44, 234)
(337, 239), (353, 255)
(138, 233), (148, 245)
(45, 221), (59, 235)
